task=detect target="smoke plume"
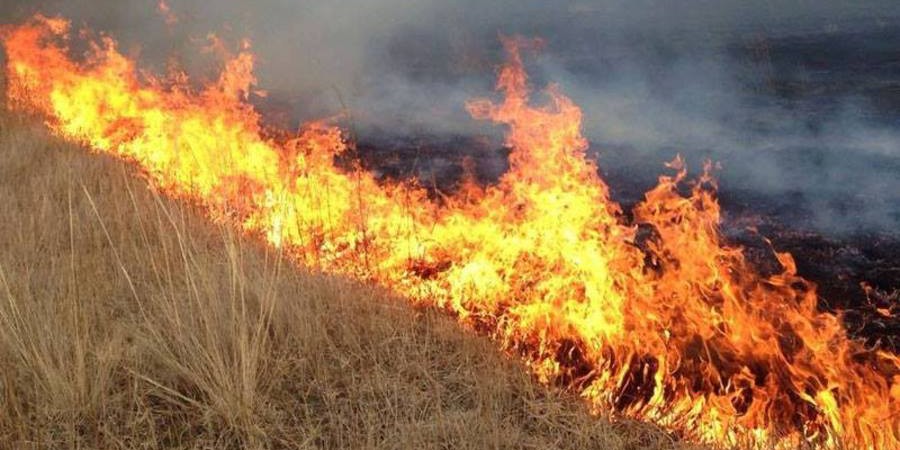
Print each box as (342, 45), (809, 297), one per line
(2, 0), (898, 234)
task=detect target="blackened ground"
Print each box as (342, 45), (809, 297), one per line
(353, 136), (900, 353)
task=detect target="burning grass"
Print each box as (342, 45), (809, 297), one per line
(0, 108), (698, 449)
(2, 14), (898, 449)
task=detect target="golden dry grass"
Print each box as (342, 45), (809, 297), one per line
(0, 108), (700, 449)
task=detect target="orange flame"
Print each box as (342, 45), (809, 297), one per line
(4, 16), (899, 449)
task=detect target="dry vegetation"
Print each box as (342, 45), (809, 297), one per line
(0, 108), (699, 449)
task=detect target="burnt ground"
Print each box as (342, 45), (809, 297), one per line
(352, 136), (900, 352)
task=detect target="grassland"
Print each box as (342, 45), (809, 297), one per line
(0, 107), (698, 449)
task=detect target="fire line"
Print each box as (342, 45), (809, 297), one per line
(3, 15), (899, 449)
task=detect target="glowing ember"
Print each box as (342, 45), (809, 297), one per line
(4, 15), (899, 449)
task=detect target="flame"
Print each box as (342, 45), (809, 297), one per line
(4, 15), (899, 449)
(157, 0), (178, 26)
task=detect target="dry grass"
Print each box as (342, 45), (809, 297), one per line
(0, 108), (699, 449)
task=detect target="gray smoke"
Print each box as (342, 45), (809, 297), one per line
(2, 0), (898, 235)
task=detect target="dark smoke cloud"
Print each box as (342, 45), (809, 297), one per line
(1, 0), (898, 235)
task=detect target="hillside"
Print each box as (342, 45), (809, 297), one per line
(0, 109), (698, 449)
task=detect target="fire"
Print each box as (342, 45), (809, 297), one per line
(4, 15), (899, 449)
(157, 0), (178, 26)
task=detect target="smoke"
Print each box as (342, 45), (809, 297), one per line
(1, 0), (898, 235)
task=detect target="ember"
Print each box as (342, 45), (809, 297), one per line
(4, 15), (898, 449)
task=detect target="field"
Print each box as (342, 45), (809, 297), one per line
(0, 108), (702, 449)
